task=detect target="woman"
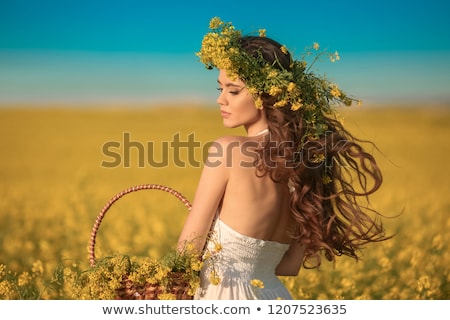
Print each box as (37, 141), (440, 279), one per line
(178, 17), (389, 300)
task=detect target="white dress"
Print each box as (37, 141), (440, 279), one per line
(194, 218), (292, 300)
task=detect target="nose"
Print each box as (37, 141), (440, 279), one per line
(216, 90), (226, 106)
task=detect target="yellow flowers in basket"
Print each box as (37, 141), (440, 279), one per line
(71, 242), (205, 300)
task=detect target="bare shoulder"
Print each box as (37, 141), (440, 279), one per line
(205, 135), (259, 169)
(206, 135), (246, 157)
(203, 135), (238, 169)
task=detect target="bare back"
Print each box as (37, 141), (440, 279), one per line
(218, 135), (294, 244)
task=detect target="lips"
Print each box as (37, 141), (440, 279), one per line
(220, 110), (231, 118)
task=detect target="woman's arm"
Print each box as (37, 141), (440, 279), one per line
(275, 239), (305, 276)
(177, 138), (230, 253)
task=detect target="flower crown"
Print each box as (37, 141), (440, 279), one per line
(197, 17), (360, 140)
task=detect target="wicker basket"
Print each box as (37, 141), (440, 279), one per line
(88, 184), (193, 300)
(116, 272), (193, 300)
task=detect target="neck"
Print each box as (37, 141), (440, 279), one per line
(249, 128), (269, 137)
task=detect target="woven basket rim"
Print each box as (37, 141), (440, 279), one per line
(88, 184), (192, 267)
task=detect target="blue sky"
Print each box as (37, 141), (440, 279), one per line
(1, 0), (449, 105)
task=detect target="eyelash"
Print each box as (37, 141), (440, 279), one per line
(217, 87), (240, 95)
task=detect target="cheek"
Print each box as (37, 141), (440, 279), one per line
(242, 98), (259, 119)
(235, 94), (257, 114)
(231, 104), (260, 126)
(244, 105), (260, 120)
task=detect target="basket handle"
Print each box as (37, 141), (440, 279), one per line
(88, 184), (192, 267)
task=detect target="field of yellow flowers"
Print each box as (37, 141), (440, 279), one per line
(0, 104), (449, 299)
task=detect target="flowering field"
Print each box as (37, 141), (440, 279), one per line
(0, 104), (449, 299)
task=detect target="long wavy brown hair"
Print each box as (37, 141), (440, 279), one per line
(239, 36), (390, 268)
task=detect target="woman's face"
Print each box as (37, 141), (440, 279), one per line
(216, 69), (267, 135)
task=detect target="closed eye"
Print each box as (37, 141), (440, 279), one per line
(229, 88), (242, 95)
(217, 79), (244, 96)
(216, 87), (242, 95)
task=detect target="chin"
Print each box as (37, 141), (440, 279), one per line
(222, 119), (238, 129)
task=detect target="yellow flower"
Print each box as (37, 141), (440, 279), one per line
(330, 84), (341, 98)
(209, 17), (222, 29)
(267, 70), (279, 79)
(187, 277), (200, 296)
(313, 42), (320, 50)
(18, 272), (32, 286)
(0, 280), (14, 298)
(269, 86), (282, 96)
(287, 82), (296, 93)
(290, 101), (303, 111)
(214, 243), (222, 252)
(250, 279), (264, 289)
(417, 276), (431, 292)
(247, 87), (258, 95)
(203, 251), (212, 260)
(322, 175), (332, 184)
(255, 97), (264, 109)
(280, 45), (288, 54)
(31, 260), (44, 276)
(185, 242), (195, 253)
(311, 154), (325, 163)
(158, 293), (177, 300)
(191, 259), (203, 272)
(209, 270), (221, 285)
(154, 265), (171, 282)
(259, 29), (266, 37)
(274, 100), (288, 108)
